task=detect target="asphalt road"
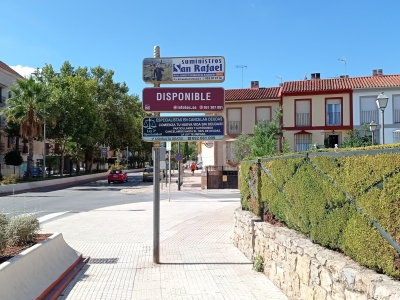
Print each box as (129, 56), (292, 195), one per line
(0, 172), (239, 223)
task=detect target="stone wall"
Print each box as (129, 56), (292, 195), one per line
(234, 207), (400, 300)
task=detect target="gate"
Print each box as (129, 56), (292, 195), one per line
(206, 166), (238, 189)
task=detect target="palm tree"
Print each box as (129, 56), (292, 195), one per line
(4, 77), (46, 177)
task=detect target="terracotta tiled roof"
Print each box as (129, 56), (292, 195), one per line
(0, 61), (23, 78)
(282, 75), (400, 94)
(225, 87), (281, 101)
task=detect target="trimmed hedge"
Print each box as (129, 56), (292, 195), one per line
(241, 147), (400, 279)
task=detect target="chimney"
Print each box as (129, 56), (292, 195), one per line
(251, 81), (259, 89)
(311, 73), (321, 80)
(340, 75), (349, 79)
(372, 69), (377, 76)
(377, 69), (383, 76)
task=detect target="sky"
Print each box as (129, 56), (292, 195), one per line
(3, 0), (400, 97)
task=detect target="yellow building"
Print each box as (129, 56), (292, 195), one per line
(281, 73), (353, 151)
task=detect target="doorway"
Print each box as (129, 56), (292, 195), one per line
(325, 134), (340, 148)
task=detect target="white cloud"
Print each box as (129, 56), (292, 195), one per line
(10, 65), (37, 78)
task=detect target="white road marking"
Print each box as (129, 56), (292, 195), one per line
(38, 211), (69, 223)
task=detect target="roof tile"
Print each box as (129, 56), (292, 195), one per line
(282, 75), (400, 94)
(0, 61), (23, 78)
(225, 87), (281, 101)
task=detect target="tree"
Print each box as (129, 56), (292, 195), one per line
(249, 108), (284, 157)
(64, 141), (85, 175)
(4, 149), (23, 174)
(91, 66), (142, 151)
(4, 77), (47, 177)
(44, 62), (101, 177)
(231, 134), (252, 164)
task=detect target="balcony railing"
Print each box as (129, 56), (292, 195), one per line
(394, 110), (400, 123)
(256, 119), (271, 126)
(228, 121), (241, 134)
(296, 113), (310, 126)
(360, 110), (379, 125)
(0, 96), (6, 106)
(326, 112), (341, 126)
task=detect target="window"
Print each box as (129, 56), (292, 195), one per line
(295, 100), (310, 126)
(360, 96), (379, 125)
(394, 131), (400, 143)
(227, 108), (241, 134)
(0, 87), (4, 104)
(393, 95), (400, 123)
(295, 133), (312, 152)
(255, 107), (271, 126)
(326, 99), (341, 126)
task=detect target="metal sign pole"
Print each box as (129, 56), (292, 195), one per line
(178, 142), (181, 191)
(168, 150), (171, 201)
(153, 45), (161, 264)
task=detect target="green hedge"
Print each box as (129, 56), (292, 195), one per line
(241, 146), (400, 279)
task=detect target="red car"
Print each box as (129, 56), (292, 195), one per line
(108, 170), (128, 184)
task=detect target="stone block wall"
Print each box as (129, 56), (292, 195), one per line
(233, 207), (400, 300)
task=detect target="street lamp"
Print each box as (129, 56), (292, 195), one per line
(369, 120), (377, 145)
(376, 92), (388, 144)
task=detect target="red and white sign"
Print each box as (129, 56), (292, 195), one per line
(142, 87), (225, 112)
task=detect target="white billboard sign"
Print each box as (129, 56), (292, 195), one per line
(142, 56), (225, 84)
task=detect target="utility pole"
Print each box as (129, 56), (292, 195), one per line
(235, 65), (247, 88)
(153, 46), (161, 264)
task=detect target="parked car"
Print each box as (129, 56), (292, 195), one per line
(45, 167), (53, 175)
(31, 167), (43, 178)
(196, 161), (203, 170)
(108, 169), (128, 184)
(142, 167), (165, 182)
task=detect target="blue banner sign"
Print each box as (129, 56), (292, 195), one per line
(142, 116), (224, 141)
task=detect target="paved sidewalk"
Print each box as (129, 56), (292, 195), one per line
(41, 171), (288, 300)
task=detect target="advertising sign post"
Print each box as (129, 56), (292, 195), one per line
(142, 56), (225, 84)
(142, 87), (225, 112)
(142, 116), (224, 141)
(144, 50), (226, 265)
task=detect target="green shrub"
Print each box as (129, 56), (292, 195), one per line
(283, 164), (348, 234)
(357, 172), (400, 244)
(0, 213), (8, 254)
(312, 154), (400, 199)
(239, 162), (255, 212)
(242, 147), (400, 279)
(1, 174), (18, 185)
(6, 214), (40, 246)
(342, 212), (400, 279)
(0, 213), (8, 229)
(109, 164), (127, 171)
(253, 254), (264, 272)
(264, 157), (304, 187)
(310, 203), (355, 249)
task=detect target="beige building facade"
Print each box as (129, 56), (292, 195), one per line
(0, 61), (44, 177)
(200, 81), (281, 168)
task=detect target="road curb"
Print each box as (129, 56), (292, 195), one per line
(0, 169), (145, 197)
(0, 233), (84, 300)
